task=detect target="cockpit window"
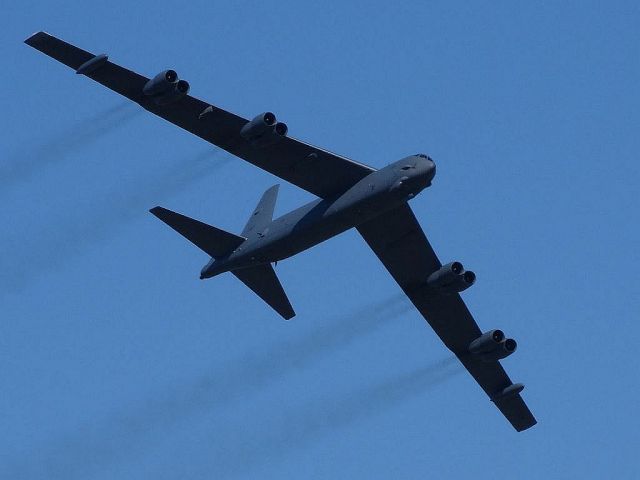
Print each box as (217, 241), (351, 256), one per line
(401, 165), (414, 170)
(417, 154), (428, 159)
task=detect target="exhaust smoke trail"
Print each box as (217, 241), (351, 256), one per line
(0, 149), (231, 291)
(1, 102), (141, 187)
(2, 294), (413, 479)
(195, 357), (463, 478)
(108, 294), (414, 441)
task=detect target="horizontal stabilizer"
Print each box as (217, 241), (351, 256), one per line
(150, 206), (245, 258)
(232, 264), (295, 320)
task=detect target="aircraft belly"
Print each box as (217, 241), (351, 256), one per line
(238, 176), (409, 265)
(266, 199), (401, 261)
(261, 217), (351, 261)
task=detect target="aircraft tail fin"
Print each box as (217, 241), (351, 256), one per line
(232, 264), (296, 320)
(150, 206), (245, 258)
(241, 184), (279, 237)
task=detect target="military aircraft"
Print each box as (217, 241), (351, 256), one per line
(25, 32), (536, 432)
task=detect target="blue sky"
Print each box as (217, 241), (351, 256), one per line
(1, 1), (639, 478)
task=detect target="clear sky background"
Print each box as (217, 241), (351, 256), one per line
(1, 1), (638, 478)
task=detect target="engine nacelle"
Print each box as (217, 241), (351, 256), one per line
(240, 112), (287, 147)
(143, 70), (189, 105)
(154, 79), (190, 105)
(143, 70), (178, 96)
(275, 121), (288, 137)
(469, 329), (504, 353)
(426, 261), (475, 294)
(469, 329), (517, 361)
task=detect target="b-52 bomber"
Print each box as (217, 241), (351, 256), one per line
(25, 31), (536, 432)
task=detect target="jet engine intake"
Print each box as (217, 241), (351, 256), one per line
(469, 330), (517, 361)
(143, 70), (189, 105)
(241, 112), (288, 147)
(426, 261), (475, 294)
(143, 70), (178, 96)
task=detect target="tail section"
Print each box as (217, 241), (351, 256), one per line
(242, 184), (279, 237)
(232, 264), (295, 320)
(150, 189), (295, 320)
(149, 206), (245, 258)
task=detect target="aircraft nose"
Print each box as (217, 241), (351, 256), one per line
(425, 158), (436, 182)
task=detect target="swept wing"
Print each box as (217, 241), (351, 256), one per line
(357, 203), (537, 431)
(24, 32), (374, 199)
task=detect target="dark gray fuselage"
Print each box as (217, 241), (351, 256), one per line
(201, 155), (436, 278)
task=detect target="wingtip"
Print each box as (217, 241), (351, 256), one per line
(24, 31), (47, 46)
(516, 419), (538, 432)
(149, 206), (163, 215)
(280, 305), (296, 320)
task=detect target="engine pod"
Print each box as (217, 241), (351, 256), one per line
(479, 338), (517, 361)
(469, 330), (517, 361)
(469, 329), (505, 354)
(143, 70), (178, 97)
(274, 122), (288, 136)
(426, 262), (475, 294)
(241, 112), (287, 147)
(153, 79), (190, 105)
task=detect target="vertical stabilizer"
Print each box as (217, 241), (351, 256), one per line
(241, 184), (279, 237)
